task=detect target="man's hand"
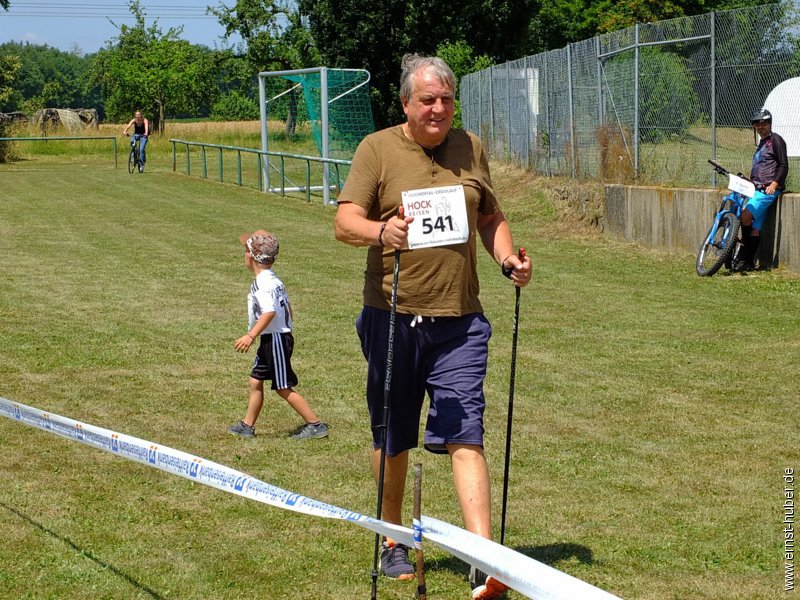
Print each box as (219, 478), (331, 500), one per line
(502, 250), (532, 288)
(381, 206), (414, 249)
(766, 181), (779, 195)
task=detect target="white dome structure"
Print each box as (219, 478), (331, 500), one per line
(764, 77), (800, 157)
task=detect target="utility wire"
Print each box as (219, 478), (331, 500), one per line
(3, 1), (221, 19)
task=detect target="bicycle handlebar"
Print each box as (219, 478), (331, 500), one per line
(708, 159), (750, 181)
(707, 159), (729, 175)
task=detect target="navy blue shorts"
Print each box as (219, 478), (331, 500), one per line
(356, 306), (492, 456)
(251, 332), (298, 390)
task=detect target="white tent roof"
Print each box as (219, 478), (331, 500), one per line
(764, 77), (800, 157)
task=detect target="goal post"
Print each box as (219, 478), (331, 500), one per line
(257, 67), (374, 204)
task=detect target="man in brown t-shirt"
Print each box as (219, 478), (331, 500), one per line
(334, 53), (531, 599)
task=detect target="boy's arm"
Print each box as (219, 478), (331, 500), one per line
(234, 311), (275, 352)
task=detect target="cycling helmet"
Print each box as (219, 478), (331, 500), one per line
(750, 108), (772, 123)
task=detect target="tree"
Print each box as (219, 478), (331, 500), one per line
(1, 1), (9, 10)
(0, 42), (99, 113)
(529, 0), (780, 51)
(91, 1), (217, 132)
(211, 0), (321, 70)
(435, 40), (492, 127)
(210, 0), (321, 131)
(210, 90), (259, 120)
(297, 0), (534, 127)
(0, 52), (21, 107)
(0, 50), (21, 162)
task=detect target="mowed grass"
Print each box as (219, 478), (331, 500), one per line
(1, 150), (799, 600)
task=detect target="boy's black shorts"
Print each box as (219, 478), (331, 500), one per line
(251, 332), (298, 390)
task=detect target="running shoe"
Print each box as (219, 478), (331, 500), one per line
(290, 422), (329, 440)
(470, 566), (509, 599)
(380, 539), (415, 580)
(228, 420), (255, 438)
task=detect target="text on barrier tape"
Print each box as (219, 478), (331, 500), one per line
(0, 397), (621, 600)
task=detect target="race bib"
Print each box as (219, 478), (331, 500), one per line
(401, 185), (469, 249)
(728, 174), (755, 198)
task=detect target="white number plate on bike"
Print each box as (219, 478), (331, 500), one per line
(728, 174), (755, 198)
(402, 185), (469, 249)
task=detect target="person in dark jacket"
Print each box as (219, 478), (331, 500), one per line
(733, 108), (789, 272)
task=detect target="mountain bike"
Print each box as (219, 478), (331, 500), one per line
(127, 134), (145, 174)
(696, 160), (754, 276)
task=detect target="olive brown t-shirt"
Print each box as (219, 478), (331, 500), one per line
(340, 125), (501, 316)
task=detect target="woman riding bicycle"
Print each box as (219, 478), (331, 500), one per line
(732, 108), (789, 272)
(122, 111), (150, 171)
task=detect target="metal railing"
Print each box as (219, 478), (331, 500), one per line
(0, 136), (118, 166)
(169, 139), (352, 204)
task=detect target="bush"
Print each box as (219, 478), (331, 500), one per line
(210, 91), (259, 121)
(638, 47), (700, 142)
(0, 120), (14, 163)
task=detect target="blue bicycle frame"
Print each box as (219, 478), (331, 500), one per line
(696, 161), (751, 276)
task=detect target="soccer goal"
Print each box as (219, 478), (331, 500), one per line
(257, 67), (374, 204)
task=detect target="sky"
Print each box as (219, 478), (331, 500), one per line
(0, 0), (242, 55)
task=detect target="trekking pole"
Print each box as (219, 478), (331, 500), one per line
(370, 248), (401, 600)
(413, 463), (427, 600)
(500, 247), (526, 547)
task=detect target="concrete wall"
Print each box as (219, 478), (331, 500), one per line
(605, 185), (800, 272)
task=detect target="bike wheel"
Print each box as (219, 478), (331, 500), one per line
(696, 213), (740, 276)
(128, 149), (136, 174)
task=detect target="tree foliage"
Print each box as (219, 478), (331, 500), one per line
(210, 0), (322, 134)
(91, 1), (217, 132)
(435, 40), (491, 127)
(529, 0), (779, 51)
(210, 90), (259, 120)
(297, 0), (535, 127)
(0, 51), (20, 108)
(638, 48), (700, 141)
(0, 50), (21, 162)
(0, 42), (100, 113)
(210, 0), (321, 71)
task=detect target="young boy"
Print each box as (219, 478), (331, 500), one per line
(229, 230), (328, 440)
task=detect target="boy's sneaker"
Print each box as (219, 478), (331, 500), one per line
(470, 566), (509, 600)
(228, 420), (255, 438)
(379, 540), (415, 580)
(290, 422), (329, 440)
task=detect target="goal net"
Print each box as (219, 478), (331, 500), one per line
(258, 67), (374, 203)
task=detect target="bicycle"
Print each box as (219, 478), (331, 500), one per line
(127, 134), (146, 174)
(695, 159), (754, 276)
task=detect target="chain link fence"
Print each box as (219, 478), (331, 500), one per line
(461, 2), (800, 190)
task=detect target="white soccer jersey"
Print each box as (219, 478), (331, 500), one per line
(248, 269), (292, 334)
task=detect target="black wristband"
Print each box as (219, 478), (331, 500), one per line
(501, 256), (514, 279)
(377, 223), (386, 247)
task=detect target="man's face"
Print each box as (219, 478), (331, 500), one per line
(753, 119), (771, 139)
(401, 69), (454, 148)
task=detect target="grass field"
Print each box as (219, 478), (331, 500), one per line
(1, 147), (799, 599)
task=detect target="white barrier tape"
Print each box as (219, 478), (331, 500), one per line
(0, 397), (414, 548)
(422, 516), (621, 600)
(1, 397), (621, 599)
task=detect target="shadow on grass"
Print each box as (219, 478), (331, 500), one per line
(423, 541), (596, 578)
(0, 500), (166, 600)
